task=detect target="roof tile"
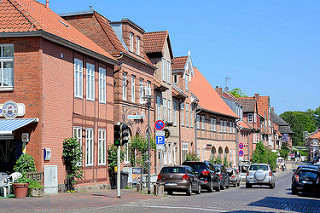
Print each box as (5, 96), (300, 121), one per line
(172, 56), (188, 70)
(144, 31), (168, 54)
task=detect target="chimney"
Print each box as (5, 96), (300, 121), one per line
(215, 87), (223, 95)
(46, 0), (49, 8)
(254, 93), (259, 100)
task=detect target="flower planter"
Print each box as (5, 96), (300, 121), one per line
(29, 188), (43, 197)
(13, 183), (29, 198)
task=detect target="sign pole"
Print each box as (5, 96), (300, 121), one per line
(147, 99), (151, 194)
(117, 144), (121, 198)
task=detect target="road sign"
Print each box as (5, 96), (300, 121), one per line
(127, 115), (142, 119)
(156, 135), (165, 145)
(164, 129), (170, 138)
(239, 143), (244, 149)
(156, 130), (165, 136)
(154, 120), (165, 131)
(239, 150), (244, 157)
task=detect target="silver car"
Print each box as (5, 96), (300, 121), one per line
(246, 164), (275, 188)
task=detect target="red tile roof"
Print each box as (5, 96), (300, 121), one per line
(190, 67), (239, 119)
(238, 121), (251, 130)
(172, 56), (188, 70)
(144, 31), (168, 54)
(256, 96), (269, 117)
(0, 0), (116, 61)
(310, 131), (320, 139)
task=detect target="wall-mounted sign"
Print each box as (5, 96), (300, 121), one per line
(44, 148), (52, 161)
(0, 101), (25, 118)
(127, 115), (142, 119)
(21, 133), (30, 143)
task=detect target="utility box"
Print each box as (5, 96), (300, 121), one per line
(44, 165), (58, 194)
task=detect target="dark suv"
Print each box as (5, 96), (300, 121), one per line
(182, 161), (220, 192)
(291, 167), (320, 195)
(213, 164), (230, 190)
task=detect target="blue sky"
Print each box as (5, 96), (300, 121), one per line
(43, 0), (320, 115)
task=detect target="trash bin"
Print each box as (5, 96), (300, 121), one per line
(112, 172), (129, 189)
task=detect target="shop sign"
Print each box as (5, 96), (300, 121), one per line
(0, 101), (25, 118)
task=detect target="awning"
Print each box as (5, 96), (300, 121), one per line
(0, 118), (39, 135)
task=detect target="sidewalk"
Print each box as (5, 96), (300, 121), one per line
(0, 189), (158, 213)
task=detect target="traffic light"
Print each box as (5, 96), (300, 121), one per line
(121, 124), (129, 146)
(114, 124), (121, 146)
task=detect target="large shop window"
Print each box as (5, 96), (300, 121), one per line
(99, 67), (106, 103)
(86, 63), (95, 101)
(74, 58), (83, 98)
(0, 44), (14, 90)
(86, 128), (94, 166)
(98, 129), (106, 165)
(182, 142), (188, 162)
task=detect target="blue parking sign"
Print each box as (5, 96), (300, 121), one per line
(156, 135), (165, 145)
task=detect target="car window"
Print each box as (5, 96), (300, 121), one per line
(299, 171), (318, 179)
(250, 165), (268, 171)
(161, 167), (185, 174)
(208, 163), (216, 172)
(240, 166), (249, 173)
(183, 163), (207, 173)
(227, 169), (233, 176)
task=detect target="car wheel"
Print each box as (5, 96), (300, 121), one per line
(208, 181), (214, 192)
(167, 190), (173, 195)
(291, 187), (298, 195)
(196, 183), (201, 194)
(226, 180), (230, 189)
(220, 182), (225, 190)
(237, 181), (240, 187)
(246, 183), (252, 188)
(186, 184), (192, 196)
(270, 183), (275, 189)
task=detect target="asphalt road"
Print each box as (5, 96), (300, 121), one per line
(103, 170), (320, 213)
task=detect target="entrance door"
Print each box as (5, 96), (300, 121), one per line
(0, 139), (22, 173)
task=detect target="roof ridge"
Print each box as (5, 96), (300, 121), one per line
(145, 30), (168, 34)
(174, 56), (188, 59)
(8, 0), (42, 31)
(160, 31), (168, 54)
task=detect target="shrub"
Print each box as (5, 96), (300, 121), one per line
(13, 153), (36, 176)
(185, 152), (199, 161)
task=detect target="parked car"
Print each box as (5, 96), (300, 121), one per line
(239, 161), (250, 182)
(246, 163), (275, 188)
(226, 168), (240, 187)
(182, 161), (220, 192)
(157, 166), (201, 196)
(291, 167), (320, 195)
(212, 164), (230, 190)
(292, 165), (320, 181)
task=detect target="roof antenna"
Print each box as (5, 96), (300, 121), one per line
(225, 76), (231, 92)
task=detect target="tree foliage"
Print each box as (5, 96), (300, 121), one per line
(185, 152), (199, 162)
(107, 145), (125, 171)
(230, 88), (248, 98)
(252, 141), (277, 171)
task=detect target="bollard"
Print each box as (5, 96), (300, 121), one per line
(153, 184), (164, 196)
(136, 183), (141, 192)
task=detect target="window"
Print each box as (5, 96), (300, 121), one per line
(220, 120), (223, 132)
(173, 102), (177, 126)
(185, 74), (189, 92)
(85, 128), (94, 166)
(224, 120), (227, 133)
(186, 103), (189, 127)
(131, 75), (135, 102)
(98, 129), (106, 165)
(167, 100), (171, 122)
(173, 74), (178, 85)
(163, 98), (166, 121)
(74, 58), (83, 98)
(86, 63), (95, 101)
(213, 118), (217, 131)
(190, 104), (193, 127)
(201, 115), (205, 130)
(73, 127), (83, 165)
(167, 61), (170, 83)
(122, 72), (127, 100)
(157, 96), (161, 120)
(162, 58), (166, 81)
(99, 67), (106, 103)
(202, 149), (205, 161)
(181, 102), (184, 126)
(182, 142), (188, 162)
(210, 118), (214, 131)
(130, 33), (134, 52)
(139, 79), (145, 104)
(230, 121), (232, 133)
(136, 36), (140, 55)
(146, 81), (151, 97)
(254, 113), (257, 123)
(196, 114), (200, 129)
(248, 113), (253, 123)
(233, 122), (235, 133)
(0, 44), (14, 90)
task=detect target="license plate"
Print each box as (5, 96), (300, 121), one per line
(165, 183), (177, 186)
(302, 181), (313, 184)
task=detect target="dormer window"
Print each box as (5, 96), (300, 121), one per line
(130, 33), (134, 52)
(248, 113), (253, 123)
(136, 36), (140, 55)
(173, 74), (178, 85)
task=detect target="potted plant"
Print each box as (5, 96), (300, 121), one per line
(27, 179), (44, 197)
(12, 154), (36, 198)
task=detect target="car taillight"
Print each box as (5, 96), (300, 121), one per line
(157, 174), (161, 180)
(246, 171), (249, 176)
(295, 175), (299, 182)
(317, 178), (320, 184)
(232, 175), (235, 178)
(269, 172), (272, 176)
(201, 171), (210, 176)
(182, 174), (189, 180)
(219, 174), (222, 180)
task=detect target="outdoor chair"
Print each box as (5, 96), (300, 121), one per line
(0, 173), (10, 198)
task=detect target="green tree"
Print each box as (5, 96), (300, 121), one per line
(252, 142), (277, 171)
(185, 152), (199, 161)
(230, 88), (248, 98)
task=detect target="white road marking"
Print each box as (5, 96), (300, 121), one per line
(123, 204), (227, 212)
(77, 206), (112, 212)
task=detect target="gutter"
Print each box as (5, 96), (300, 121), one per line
(0, 31), (121, 67)
(120, 52), (156, 70)
(200, 108), (239, 120)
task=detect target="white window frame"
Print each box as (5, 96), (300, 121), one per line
(220, 120), (223, 132)
(201, 115), (205, 130)
(166, 61), (170, 83)
(98, 129), (106, 166)
(182, 142), (188, 162)
(85, 128), (94, 167)
(173, 101), (177, 126)
(210, 118), (214, 131)
(74, 58), (83, 98)
(186, 103), (189, 127)
(213, 118), (217, 131)
(224, 120), (227, 133)
(86, 63), (95, 101)
(99, 67), (106, 103)
(163, 98), (166, 121)
(190, 104), (193, 128)
(181, 102), (184, 126)
(130, 33), (134, 52)
(0, 44), (14, 90)
(139, 79), (145, 104)
(229, 121), (232, 133)
(173, 74), (178, 85)
(248, 113), (253, 123)
(136, 36), (140, 55)
(122, 72), (127, 100)
(73, 126), (83, 165)
(196, 114), (200, 129)
(157, 96), (161, 120)
(131, 75), (135, 102)
(233, 122), (235, 133)
(167, 100), (171, 122)
(162, 58), (166, 82)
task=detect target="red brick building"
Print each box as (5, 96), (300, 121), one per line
(0, 0), (120, 192)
